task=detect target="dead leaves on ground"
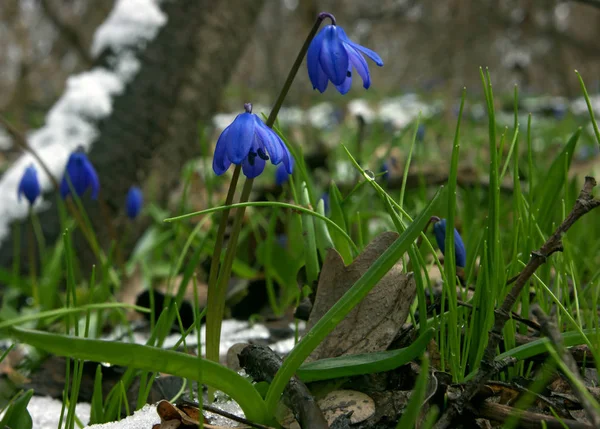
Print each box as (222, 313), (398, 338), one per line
(306, 231), (416, 362)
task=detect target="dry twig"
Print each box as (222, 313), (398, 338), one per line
(434, 177), (600, 428)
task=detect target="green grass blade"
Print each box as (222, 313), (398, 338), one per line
(297, 328), (434, 382)
(575, 70), (600, 145)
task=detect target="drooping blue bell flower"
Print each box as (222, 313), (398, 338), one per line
(307, 15), (383, 95)
(213, 103), (293, 179)
(433, 218), (466, 268)
(18, 165), (41, 206)
(126, 186), (143, 219)
(275, 163), (290, 186)
(60, 150), (99, 200)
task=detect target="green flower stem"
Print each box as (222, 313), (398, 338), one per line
(27, 207), (39, 307)
(204, 12), (327, 366)
(204, 164), (241, 367)
(207, 165), (242, 290)
(206, 178), (254, 366)
(265, 13), (327, 128)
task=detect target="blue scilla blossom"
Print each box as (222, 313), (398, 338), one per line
(380, 162), (389, 182)
(307, 16), (383, 95)
(433, 218), (466, 268)
(275, 163), (290, 186)
(18, 165), (41, 206)
(60, 150), (99, 200)
(126, 186), (143, 219)
(213, 103), (293, 179)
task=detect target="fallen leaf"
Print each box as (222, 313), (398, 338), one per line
(306, 231), (416, 361)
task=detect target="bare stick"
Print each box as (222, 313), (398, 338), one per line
(239, 344), (328, 429)
(434, 177), (600, 428)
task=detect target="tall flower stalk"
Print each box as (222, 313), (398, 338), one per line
(204, 12), (340, 370)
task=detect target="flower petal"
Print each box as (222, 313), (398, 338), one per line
(335, 71), (352, 95)
(337, 27), (384, 66)
(279, 139), (294, 174)
(316, 64), (329, 93)
(60, 176), (70, 198)
(346, 44), (370, 89)
(213, 126), (232, 175)
(319, 25), (349, 86)
(254, 117), (282, 164)
(307, 28), (325, 90)
(83, 158), (100, 199)
(242, 152), (266, 178)
(225, 113), (255, 164)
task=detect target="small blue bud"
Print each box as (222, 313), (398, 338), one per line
(307, 16), (383, 95)
(126, 186), (143, 219)
(433, 218), (466, 268)
(18, 165), (41, 206)
(60, 151), (99, 200)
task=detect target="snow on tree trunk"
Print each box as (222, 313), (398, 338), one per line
(0, 0), (265, 271)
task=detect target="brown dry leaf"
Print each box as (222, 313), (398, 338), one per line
(306, 231), (416, 361)
(317, 389), (375, 425)
(156, 400), (204, 427)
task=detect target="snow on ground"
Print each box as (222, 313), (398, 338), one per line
(0, 0), (167, 247)
(84, 405), (159, 429)
(18, 396), (91, 429)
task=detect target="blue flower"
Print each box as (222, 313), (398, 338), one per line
(320, 192), (330, 215)
(307, 22), (383, 95)
(60, 151), (99, 200)
(433, 218), (466, 268)
(18, 165), (41, 206)
(213, 103), (293, 179)
(275, 163), (290, 186)
(126, 186), (143, 219)
(380, 162), (389, 182)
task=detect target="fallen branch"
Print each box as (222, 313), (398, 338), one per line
(532, 305), (600, 427)
(238, 344), (328, 429)
(434, 176), (600, 428)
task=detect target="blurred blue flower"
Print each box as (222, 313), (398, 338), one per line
(213, 103), (293, 179)
(320, 192), (330, 215)
(433, 218), (466, 268)
(275, 163), (290, 186)
(126, 186), (143, 219)
(60, 151), (99, 200)
(18, 165), (41, 206)
(380, 162), (389, 182)
(307, 22), (383, 95)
